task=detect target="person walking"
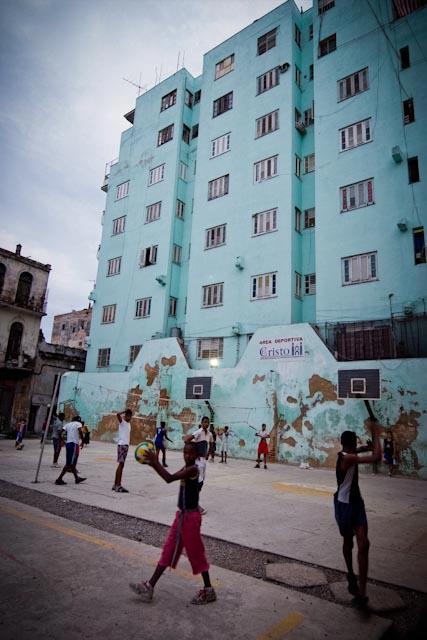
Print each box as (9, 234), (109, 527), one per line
(383, 430), (396, 477)
(185, 416), (211, 515)
(54, 416), (86, 486)
(219, 425), (231, 464)
(154, 420), (172, 467)
(51, 412), (65, 467)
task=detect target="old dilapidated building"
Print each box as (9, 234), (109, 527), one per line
(51, 307), (92, 350)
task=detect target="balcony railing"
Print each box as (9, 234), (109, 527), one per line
(101, 158), (119, 192)
(0, 293), (46, 315)
(313, 313), (427, 361)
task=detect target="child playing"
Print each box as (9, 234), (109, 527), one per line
(208, 425), (217, 462)
(185, 416), (211, 515)
(154, 420), (172, 467)
(219, 425), (231, 463)
(255, 423), (270, 469)
(55, 416), (86, 485)
(15, 419), (26, 450)
(129, 442), (216, 605)
(334, 421), (381, 607)
(383, 430), (396, 477)
(112, 409), (133, 493)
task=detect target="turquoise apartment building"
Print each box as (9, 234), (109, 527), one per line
(60, 0), (427, 476)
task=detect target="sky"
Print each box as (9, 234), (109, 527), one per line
(0, 0), (312, 339)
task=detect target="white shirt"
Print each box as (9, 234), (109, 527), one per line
(63, 421), (81, 445)
(257, 429), (270, 440)
(117, 419), (131, 446)
(192, 427), (211, 457)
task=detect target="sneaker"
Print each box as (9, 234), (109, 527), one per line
(352, 594), (369, 609)
(75, 477), (86, 484)
(264, 465), (268, 469)
(112, 485), (117, 491)
(162, 463), (168, 468)
(219, 460), (224, 463)
(116, 486), (129, 493)
(55, 479), (67, 485)
(347, 573), (359, 596)
(199, 506), (207, 515)
(51, 463), (59, 468)
(129, 581), (153, 602)
(254, 463), (260, 468)
(191, 587), (216, 605)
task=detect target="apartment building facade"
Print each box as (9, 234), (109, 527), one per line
(62, 0), (427, 475)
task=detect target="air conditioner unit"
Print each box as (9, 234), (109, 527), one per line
(235, 256), (245, 270)
(295, 121), (306, 134)
(155, 274), (166, 286)
(279, 63), (290, 73)
(403, 302), (415, 316)
(232, 323), (241, 335)
(151, 331), (163, 339)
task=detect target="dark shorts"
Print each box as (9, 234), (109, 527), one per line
(334, 495), (367, 537)
(65, 443), (79, 467)
(383, 452), (393, 465)
(155, 442), (165, 452)
(117, 444), (129, 464)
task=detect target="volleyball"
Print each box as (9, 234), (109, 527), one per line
(134, 440), (155, 464)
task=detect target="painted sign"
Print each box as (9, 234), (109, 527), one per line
(258, 336), (304, 360)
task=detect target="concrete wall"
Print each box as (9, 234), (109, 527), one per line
(59, 324), (427, 479)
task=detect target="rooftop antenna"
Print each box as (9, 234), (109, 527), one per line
(159, 64), (163, 83)
(182, 50), (185, 69)
(176, 50), (181, 71)
(123, 77), (147, 96)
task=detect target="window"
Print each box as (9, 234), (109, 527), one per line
(304, 208), (315, 228)
(257, 28), (277, 55)
(413, 227), (426, 264)
(403, 98), (415, 124)
(208, 174), (229, 200)
(205, 224), (226, 249)
(194, 89), (201, 104)
(319, 34), (336, 57)
(6, 322), (23, 360)
(169, 297), (177, 316)
(309, 64), (314, 80)
(215, 54), (235, 79)
(179, 161), (188, 181)
(197, 337), (223, 360)
(304, 106), (314, 126)
(0, 263), (5, 295)
(112, 215), (126, 235)
(192, 124), (199, 139)
(160, 89), (177, 111)
(172, 244), (182, 264)
(129, 344), (142, 364)
(254, 155), (278, 183)
(256, 110), (279, 138)
(146, 201), (161, 223)
(15, 272), (32, 305)
(139, 245), (158, 267)
(185, 90), (193, 108)
(408, 157), (420, 183)
(295, 65), (301, 88)
(253, 208), (277, 236)
(339, 118), (371, 151)
(107, 257), (121, 276)
(400, 46), (410, 69)
(256, 67), (280, 94)
(338, 68), (369, 102)
(304, 154), (315, 173)
(213, 92), (233, 117)
(182, 124), (191, 144)
(305, 274), (316, 295)
(251, 272), (277, 300)
(309, 24), (313, 39)
(176, 199), (185, 219)
(342, 252), (377, 285)
(393, 0), (426, 19)
(295, 108), (301, 126)
(202, 282), (224, 307)
(318, 0), (335, 13)
(295, 207), (302, 232)
(97, 348), (110, 368)
(295, 155), (302, 178)
(116, 181), (129, 200)
(135, 297), (151, 318)
(149, 164), (165, 185)
(295, 272), (302, 298)
(158, 124), (174, 146)
(295, 24), (301, 48)
(211, 132), (231, 157)
(340, 179), (374, 212)
(101, 304), (116, 324)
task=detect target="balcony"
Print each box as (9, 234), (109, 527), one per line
(0, 292), (47, 316)
(314, 314), (427, 361)
(101, 158), (119, 192)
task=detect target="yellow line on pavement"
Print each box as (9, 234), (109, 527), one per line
(272, 482), (333, 497)
(0, 503), (219, 586)
(257, 612), (304, 639)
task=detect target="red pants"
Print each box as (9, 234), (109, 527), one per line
(258, 440), (269, 456)
(159, 511), (209, 575)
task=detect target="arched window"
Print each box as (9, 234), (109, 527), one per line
(0, 263), (5, 295)
(6, 322), (23, 360)
(15, 272), (33, 306)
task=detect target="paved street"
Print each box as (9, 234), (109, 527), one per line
(0, 439), (426, 592)
(0, 496), (392, 640)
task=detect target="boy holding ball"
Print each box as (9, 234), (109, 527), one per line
(130, 442), (216, 605)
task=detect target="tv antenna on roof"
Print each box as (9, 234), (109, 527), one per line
(123, 74), (147, 96)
